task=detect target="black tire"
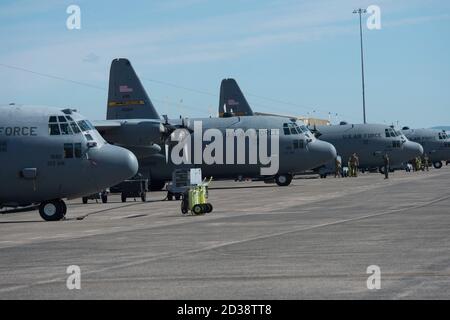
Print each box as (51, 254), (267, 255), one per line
(141, 192), (147, 202)
(82, 197), (88, 204)
(167, 193), (173, 201)
(275, 174), (293, 187)
(101, 195), (108, 204)
(181, 200), (188, 214)
(121, 194), (126, 203)
(433, 161), (443, 169)
(206, 203), (213, 213)
(39, 200), (65, 221)
(175, 194), (181, 201)
(193, 204), (204, 215)
(150, 180), (166, 191)
(60, 200), (67, 217)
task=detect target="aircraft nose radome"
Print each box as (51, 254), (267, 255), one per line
(405, 141), (424, 158)
(309, 140), (337, 166)
(89, 144), (138, 186)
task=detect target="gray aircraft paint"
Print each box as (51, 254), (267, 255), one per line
(0, 104), (138, 208)
(402, 127), (450, 165)
(316, 123), (423, 169)
(96, 59), (337, 185)
(217, 78), (423, 171)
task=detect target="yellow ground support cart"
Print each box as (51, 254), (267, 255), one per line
(181, 178), (213, 215)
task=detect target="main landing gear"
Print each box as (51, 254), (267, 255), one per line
(433, 161), (443, 169)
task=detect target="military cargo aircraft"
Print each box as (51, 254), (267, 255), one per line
(402, 127), (450, 169)
(96, 59), (337, 188)
(219, 79), (424, 174)
(0, 104), (138, 221)
(314, 123), (424, 173)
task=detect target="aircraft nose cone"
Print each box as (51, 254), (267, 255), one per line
(308, 140), (337, 166)
(405, 141), (424, 159)
(88, 144), (138, 187)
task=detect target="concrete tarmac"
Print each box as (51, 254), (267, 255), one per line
(0, 168), (449, 299)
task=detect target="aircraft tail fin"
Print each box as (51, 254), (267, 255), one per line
(219, 78), (254, 117)
(107, 58), (160, 120)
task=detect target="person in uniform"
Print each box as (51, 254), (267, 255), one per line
(335, 156), (342, 178)
(383, 153), (390, 179)
(348, 156), (353, 177)
(423, 154), (430, 172)
(350, 153), (359, 177)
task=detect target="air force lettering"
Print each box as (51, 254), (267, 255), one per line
(0, 127), (38, 136)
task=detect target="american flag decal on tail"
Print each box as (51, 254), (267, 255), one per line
(119, 85), (133, 93)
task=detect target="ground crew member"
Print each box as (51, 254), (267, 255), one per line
(416, 157), (422, 171)
(350, 153), (359, 177)
(423, 154), (430, 171)
(348, 157), (353, 177)
(335, 156), (342, 178)
(383, 153), (390, 179)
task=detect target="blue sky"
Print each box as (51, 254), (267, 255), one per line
(0, 0), (449, 127)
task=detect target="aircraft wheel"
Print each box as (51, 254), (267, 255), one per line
(121, 194), (127, 203)
(181, 200), (188, 214)
(167, 193), (173, 201)
(141, 192), (147, 202)
(433, 161), (443, 169)
(275, 174), (292, 187)
(82, 197), (88, 204)
(101, 194), (108, 204)
(39, 200), (65, 221)
(379, 166), (385, 175)
(175, 194), (181, 201)
(192, 204), (204, 215)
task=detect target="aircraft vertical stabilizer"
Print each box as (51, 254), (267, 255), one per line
(107, 58), (160, 120)
(219, 78), (254, 117)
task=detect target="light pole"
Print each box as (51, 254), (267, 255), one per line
(353, 8), (367, 124)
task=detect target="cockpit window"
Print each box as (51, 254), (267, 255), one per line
(59, 123), (71, 135)
(49, 123), (60, 135)
(438, 132), (449, 140)
(70, 122), (81, 134)
(283, 123), (306, 135)
(77, 120), (93, 132)
(48, 115), (82, 136)
(385, 128), (398, 138)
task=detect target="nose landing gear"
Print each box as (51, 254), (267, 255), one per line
(39, 199), (66, 221)
(275, 174), (293, 186)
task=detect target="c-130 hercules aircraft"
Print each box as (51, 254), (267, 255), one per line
(95, 58), (337, 188)
(218, 78), (424, 174)
(401, 127), (450, 169)
(0, 104), (138, 221)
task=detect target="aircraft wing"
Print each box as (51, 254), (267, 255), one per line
(93, 119), (164, 151)
(92, 120), (123, 131)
